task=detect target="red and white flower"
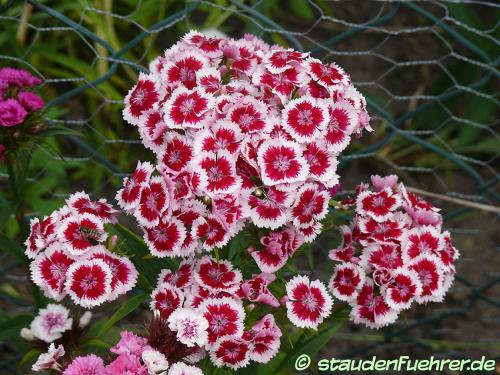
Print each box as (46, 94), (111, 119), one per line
(408, 254), (445, 303)
(32, 344), (65, 372)
(255, 67), (307, 104)
(329, 263), (365, 302)
(302, 141), (338, 186)
(438, 231), (460, 271)
(195, 151), (241, 195)
(150, 283), (185, 320)
(257, 138), (309, 186)
(401, 225), (444, 263)
(358, 216), (405, 243)
(116, 161), (154, 211)
(66, 192), (117, 224)
(328, 225), (357, 263)
(243, 314), (282, 363)
(164, 87), (213, 129)
(356, 188), (401, 222)
(158, 259), (194, 289)
(194, 256), (242, 293)
(244, 187), (292, 229)
(265, 49), (306, 73)
(143, 217), (186, 257)
(296, 220), (322, 242)
(227, 97), (269, 134)
(211, 194), (243, 227)
(194, 120), (242, 155)
(196, 67), (222, 94)
(134, 176), (169, 228)
(359, 243), (403, 270)
(138, 109), (168, 151)
(226, 42), (257, 76)
(30, 243), (76, 300)
(382, 267), (422, 310)
(25, 214), (58, 258)
(123, 73), (159, 125)
(197, 297), (245, 346)
(349, 279), (399, 329)
(164, 52), (207, 90)
(285, 275), (333, 330)
(87, 247), (138, 300)
(158, 132), (193, 174)
(174, 200), (208, 255)
(58, 213), (107, 256)
(183, 30), (223, 58)
(291, 183), (329, 227)
(210, 335), (250, 369)
(249, 226), (303, 273)
(185, 283), (234, 309)
(65, 259), (112, 308)
(191, 215), (230, 251)
(324, 102), (358, 153)
(306, 58), (349, 91)
(283, 98), (328, 142)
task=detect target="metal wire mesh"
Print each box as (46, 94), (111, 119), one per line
(0, 0), (499, 371)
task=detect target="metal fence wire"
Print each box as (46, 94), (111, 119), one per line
(0, 0), (499, 372)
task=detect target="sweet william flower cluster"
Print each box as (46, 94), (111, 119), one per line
(26, 192), (138, 307)
(23, 31), (460, 372)
(119, 30), (371, 257)
(329, 175), (459, 328)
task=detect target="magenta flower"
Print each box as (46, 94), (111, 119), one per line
(0, 99), (28, 127)
(18, 91), (45, 112)
(0, 67), (42, 87)
(62, 354), (105, 375)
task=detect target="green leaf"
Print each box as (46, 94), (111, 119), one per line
(95, 293), (148, 338)
(17, 349), (41, 368)
(0, 233), (26, 261)
(289, 0), (315, 21)
(0, 315), (32, 341)
(82, 338), (112, 350)
(274, 311), (348, 372)
(37, 125), (81, 138)
(228, 231), (245, 260)
(0, 202), (14, 229)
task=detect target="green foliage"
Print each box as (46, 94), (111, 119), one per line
(93, 293), (148, 338)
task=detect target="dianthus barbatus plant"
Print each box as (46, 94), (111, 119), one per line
(23, 31), (459, 373)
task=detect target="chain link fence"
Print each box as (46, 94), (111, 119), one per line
(1, 0), (499, 373)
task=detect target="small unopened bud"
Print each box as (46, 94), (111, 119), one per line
(108, 235), (118, 249)
(31, 125), (42, 133)
(12, 131), (22, 140)
(20, 328), (34, 341)
(79, 311), (92, 328)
